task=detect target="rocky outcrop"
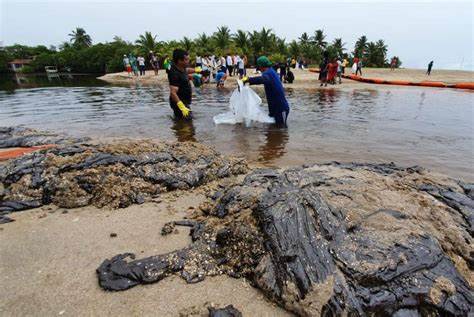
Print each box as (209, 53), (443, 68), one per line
(0, 141), (247, 213)
(0, 126), (88, 148)
(97, 163), (473, 316)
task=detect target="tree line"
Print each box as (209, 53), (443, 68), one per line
(0, 26), (401, 74)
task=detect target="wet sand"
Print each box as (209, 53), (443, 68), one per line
(98, 68), (474, 90)
(0, 185), (290, 316)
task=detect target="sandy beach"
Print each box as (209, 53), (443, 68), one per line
(98, 68), (474, 90)
(0, 183), (290, 316)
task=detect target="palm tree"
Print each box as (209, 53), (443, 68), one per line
(68, 27), (92, 49)
(332, 38), (345, 57)
(180, 36), (194, 52)
(248, 31), (262, 64)
(354, 35), (368, 57)
(112, 36), (127, 44)
(259, 27), (275, 55)
(213, 26), (231, 51)
(298, 32), (311, 46)
(136, 31), (159, 53)
(275, 37), (287, 56)
(312, 29), (327, 49)
(288, 40), (300, 58)
(365, 42), (379, 66)
(233, 30), (249, 53)
(195, 33), (212, 53)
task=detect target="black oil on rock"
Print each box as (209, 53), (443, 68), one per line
(97, 163), (473, 316)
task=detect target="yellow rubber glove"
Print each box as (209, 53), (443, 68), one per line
(242, 76), (249, 85)
(194, 66), (202, 73)
(176, 101), (191, 118)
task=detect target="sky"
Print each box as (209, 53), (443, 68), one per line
(1, 0), (473, 70)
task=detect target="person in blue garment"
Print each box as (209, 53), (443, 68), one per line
(242, 56), (290, 127)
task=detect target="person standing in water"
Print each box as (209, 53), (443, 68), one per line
(427, 60), (434, 75)
(167, 49), (202, 119)
(242, 56), (290, 127)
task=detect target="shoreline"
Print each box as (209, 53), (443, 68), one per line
(98, 67), (474, 90)
(1, 136), (472, 316)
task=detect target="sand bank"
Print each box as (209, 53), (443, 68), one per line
(98, 68), (474, 90)
(0, 189), (290, 316)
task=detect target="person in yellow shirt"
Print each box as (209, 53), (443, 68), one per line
(342, 58), (349, 74)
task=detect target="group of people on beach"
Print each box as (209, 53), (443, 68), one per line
(318, 53), (351, 87)
(192, 53), (248, 88)
(167, 49), (290, 128)
(122, 54), (147, 76)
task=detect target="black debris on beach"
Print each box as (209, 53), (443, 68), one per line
(97, 163), (473, 316)
(0, 127), (248, 214)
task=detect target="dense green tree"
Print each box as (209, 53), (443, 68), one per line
(275, 37), (287, 56)
(180, 37), (194, 52)
(248, 31), (262, 64)
(288, 40), (300, 58)
(213, 26), (231, 52)
(332, 38), (345, 58)
(233, 30), (249, 54)
(312, 29), (327, 49)
(364, 39), (388, 67)
(298, 32), (311, 46)
(135, 31), (159, 54)
(258, 27), (275, 55)
(354, 35), (368, 57)
(1, 27), (397, 74)
(68, 27), (92, 49)
(195, 33), (213, 54)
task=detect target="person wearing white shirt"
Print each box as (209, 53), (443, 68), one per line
(196, 54), (202, 67)
(220, 56), (227, 73)
(226, 54), (234, 76)
(137, 56), (146, 76)
(237, 55), (245, 79)
(336, 58), (343, 84)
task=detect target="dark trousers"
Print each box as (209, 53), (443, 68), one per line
(227, 65), (233, 76)
(139, 65), (145, 75)
(356, 67), (362, 76)
(273, 109), (290, 127)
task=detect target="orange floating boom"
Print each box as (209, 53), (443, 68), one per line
(307, 68), (474, 90)
(0, 144), (56, 161)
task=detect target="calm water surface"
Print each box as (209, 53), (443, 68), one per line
(1, 74), (473, 180)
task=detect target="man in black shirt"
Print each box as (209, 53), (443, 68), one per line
(168, 49), (201, 119)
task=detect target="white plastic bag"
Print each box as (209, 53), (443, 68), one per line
(352, 63), (357, 74)
(213, 81), (275, 126)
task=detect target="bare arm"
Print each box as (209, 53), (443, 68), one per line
(169, 85), (181, 104)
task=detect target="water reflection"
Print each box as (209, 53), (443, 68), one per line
(0, 78), (472, 180)
(258, 127), (289, 164)
(316, 88), (340, 105)
(0, 74), (106, 92)
(171, 118), (196, 142)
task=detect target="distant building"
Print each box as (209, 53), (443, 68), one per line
(8, 59), (33, 72)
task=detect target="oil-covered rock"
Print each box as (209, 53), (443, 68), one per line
(98, 163), (473, 316)
(0, 140), (247, 213)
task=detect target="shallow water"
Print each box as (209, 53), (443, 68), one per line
(0, 74), (473, 180)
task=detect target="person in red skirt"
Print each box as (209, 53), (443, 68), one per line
(327, 59), (338, 84)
